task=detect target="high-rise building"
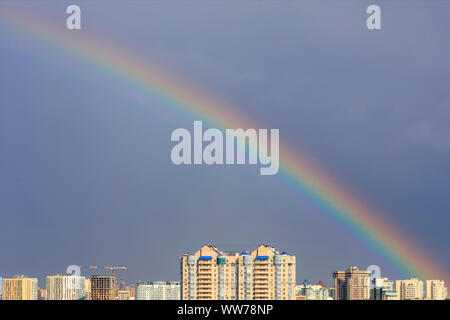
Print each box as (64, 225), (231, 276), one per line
(46, 273), (86, 300)
(1, 275), (38, 300)
(136, 281), (180, 300)
(180, 244), (296, 300)
(425, 280), (447, 300)
(395, 278), (424, 300)
(371, 277), (397, 300)
(90, 275), (117, 300)
(333, 266), (370, 300)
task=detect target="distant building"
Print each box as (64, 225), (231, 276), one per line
(328, 288), (335, 299)
(371, 277), (397, 300)
(84, 278), (91, 300)
(296, 281), (330, 300)
(38, 288), (47, 300)
(180, 244), (296, 300)
(125, 285), (135, 299)
(333, 266), (370, 300)
(396, 278), (424, 300)
(117, 290), (131, 300)
(425, 280), (447, 300)
(0, 277), (2, 299)
(1, 275), (38, 300)
(136, 281), (180, 300)
(90, 275), (117, 300)
(46, 273), (86, 300)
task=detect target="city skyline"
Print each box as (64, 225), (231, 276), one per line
(0, 244), (447, 300)
(1, 0), (449, 288)
(0, 243), (447, 288)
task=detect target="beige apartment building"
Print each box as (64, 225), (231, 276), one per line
(395, 278), (424, 300)
(117, 290), (131, 300)
(46, 273), (86, 300)
(84, 278), (91, 300)
(333, 266), (370, 300)
(180, 244), (296, 300)
(425, 280), (447, 300)
(1, 275), (38, 300)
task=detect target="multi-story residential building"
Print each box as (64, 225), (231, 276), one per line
(0, 277), (2, 299)
(180, 244), (296, 300)
(136, 281), (180, 300)
(84, 278), (91, 300)
(333, 266), (370, 300)
(425, 280), (447, 300)
(90, 275), (117, 300)
(371, 277), (397, 300)
(1, 275), (38, 300)
(117, 290), (131, 300)
(46, 273), (86, 300)
(296, 283), (330, 300)
(395, 278), (424, 300)
(125, 285), (136, 299)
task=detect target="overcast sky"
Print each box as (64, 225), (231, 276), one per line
(0, 0), (449, 287)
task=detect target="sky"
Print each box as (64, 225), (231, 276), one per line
(0, 0), (449, 287)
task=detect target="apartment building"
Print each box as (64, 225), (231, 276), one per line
(117, 290), (131, 300)
(1, 275), (38, 300)
(46, 273), (86, 300)
(180, 244), (296, 300)
(296, 283), (330, 300)
(135, 281), (180, 300)
(333, 266), (370, 300)
(425, 280), (447, 300)
(84, 278), (91, 300)
(371, 277), (397, 300)
(395, 278), (424, 300)
(90, 275), (117, 300)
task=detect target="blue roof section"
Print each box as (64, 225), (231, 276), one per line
(281, 251), (287, 255)
(198, 256), (213, 260)
(240, 251), (247, 255)
(255, 256), (269, 260)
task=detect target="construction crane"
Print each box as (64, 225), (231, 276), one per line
(75, 265), (126, 277)
(104, 266), (127, 276)
(76, 265), (99, 271)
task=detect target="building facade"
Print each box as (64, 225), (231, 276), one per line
(136, 281), (180, 300)
(296, 283), (330, 300)
(371, 277), (397, 300)
(425, 280), (447, 300)
(90, 275), (117, 300)
(46, 273), (86, 300)
(84, 278), (91, 300)
(395, 278), (424, 300)
(1, 275), (38, 300)
(117, 290), (131, 300)
(180, 244), (296, 300)
(333, 266), (370, 300)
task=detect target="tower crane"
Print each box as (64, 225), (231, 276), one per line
(104, 266), (127, 276)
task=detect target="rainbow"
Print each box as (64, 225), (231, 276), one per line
(1, 6), (448, 283)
